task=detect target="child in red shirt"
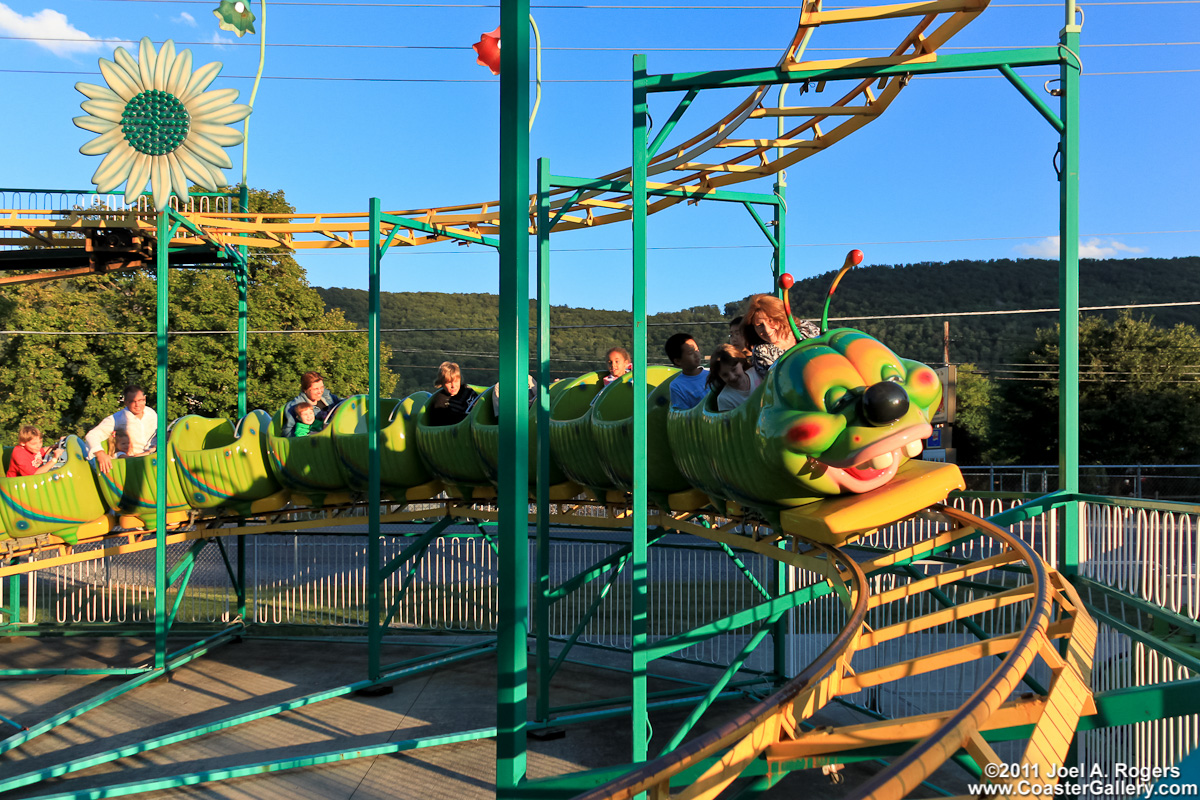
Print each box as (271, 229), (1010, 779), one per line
(6, 425), (63, 478)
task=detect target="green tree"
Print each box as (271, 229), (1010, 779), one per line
(0, 187), (395, 445)
(991, 311), (1200, 465)
(952, 363), (998, 464)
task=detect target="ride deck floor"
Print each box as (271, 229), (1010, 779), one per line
(0, 635), (972, 799)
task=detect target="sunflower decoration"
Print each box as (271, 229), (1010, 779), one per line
(213, 0), (257, 37)
(73, 38), (252, 211)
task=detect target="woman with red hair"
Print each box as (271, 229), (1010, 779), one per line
(740, 294), (819, 379)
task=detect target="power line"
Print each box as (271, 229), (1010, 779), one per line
(5, 67), (1197, 83)
(3, 299), (1199, 337)
(6, 34), (1197, 51)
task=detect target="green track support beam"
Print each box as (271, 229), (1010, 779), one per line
(367, 197), (384, 682)
(154, 210), (170, 671)
(631, 51), (651, 765)
(536, 157), (553, 723)
(1057, 9), (1082, 576)
(497, 0), (531, 789)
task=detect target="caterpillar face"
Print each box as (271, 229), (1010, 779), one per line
(761, 329), (942, 496)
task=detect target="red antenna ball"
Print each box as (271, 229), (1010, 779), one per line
(849, 249), (864, 265)
(779, 273), (795, 290)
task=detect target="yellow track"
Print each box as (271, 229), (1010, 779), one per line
(0, 0), (990, 278)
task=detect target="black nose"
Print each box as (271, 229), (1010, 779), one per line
(861, 381), (909, 426)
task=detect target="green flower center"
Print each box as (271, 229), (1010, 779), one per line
(121, 90), (190, 156)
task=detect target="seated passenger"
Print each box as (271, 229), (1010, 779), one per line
(291, 402), (322, 437)
(112, 430), (135, 458)
(282, 372), (343, 437)
(708, 344), (761, 412)
(728, 316), (747, 350)
(491, 375), (538, 416)
(427, 362), (479, 427)
(602, 347), (632, 386)
(741, 294), (820, 379)
(85, 384), (158, 476)
(7, 425), (64, 478)
(665, 333), (709, 410)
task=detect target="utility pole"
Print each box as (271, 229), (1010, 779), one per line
(943, 319), (950, 365)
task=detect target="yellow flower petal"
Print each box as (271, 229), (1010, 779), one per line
(81, 98), (126, 123)
(76, 82), (121, 102)
(112, 47), (145, 94)
(180, 61), (221, 103)
(174, 145), (219, 191)
(124, 153), (152, 203)
(183, 133), (233, 170)
(191, 122), (244, 147)
(137, 38), (157, 92)
(166, 153), (190, 205)
(185, 87), (240, 118)
(166, 48), (192, 98)
(154, 40), (175, 91)
(80, 126), (126, 156)
(92, 141), (135, 193)
(74, 115), (117, 134)
(99, 58), (139, 102)
(194, 102), (252, 126)
(151, 157), (171, 211)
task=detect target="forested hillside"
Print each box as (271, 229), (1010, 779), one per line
(318, 256), (1200, 399)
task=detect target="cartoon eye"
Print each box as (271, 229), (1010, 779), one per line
(824, 387), (850, 412)
(881, 365), (904, 383)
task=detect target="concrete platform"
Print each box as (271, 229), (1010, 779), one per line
(0, 634), (971, 799)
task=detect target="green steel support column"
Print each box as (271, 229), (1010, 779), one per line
(772, 179), (788, 681)
(498, 0), (531, 789)
(367, 198), (384, 682)
(631, 52), (651, 765)
(1058, 7), (1082, 576)
(235, 267), (248, 419)
(154, 210), (170, 670)
(535, 158), (553, 723)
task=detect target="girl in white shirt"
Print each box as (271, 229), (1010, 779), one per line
(707, 344), (761, 412)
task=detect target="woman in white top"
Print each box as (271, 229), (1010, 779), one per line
(707, 344), (762, 412)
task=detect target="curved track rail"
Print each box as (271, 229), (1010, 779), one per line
(0, 0), (991, 269)
(575, 503), (1096, 800)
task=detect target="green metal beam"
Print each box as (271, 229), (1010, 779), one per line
(631, 51), (651, 766)
(18, 728), (500, 800)
(658, 616), (780, 755)
(536, 158), (554, 723)
(0, 641), (495, 793)
(0, 625), (240, 756)
(998, 64), (1064, 133)
(548, 554), (631, 682)
(154, 210), (170, 671)
(367, 197), (384, 683)
(380, 517), (453, 580)
(644, 580), (836, 662)
(497, 0), (532, 789)
(647, 86), (701, 159)
(552, 174), (781, 207)
(1057, 18), (1082, 576)
(1088, 606), (1200, 675)
(742, 201), (778, 250)
(644, 47), (1064, 93)
(378, 211), (501, 251)
(1075, 576), (1200, 641)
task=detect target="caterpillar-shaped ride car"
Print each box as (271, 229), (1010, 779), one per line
(0, 260), (965, 549)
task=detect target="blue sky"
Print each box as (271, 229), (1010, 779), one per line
(1, 0), (1197, 313)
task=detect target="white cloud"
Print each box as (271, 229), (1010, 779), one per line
(173, 11), (196, 26)
(209, 30), (235, 49)
(1015, 236), (1147, 259)
(0, 3), (104, 57)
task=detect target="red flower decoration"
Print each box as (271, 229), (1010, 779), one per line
(473, 26), (501, 75)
